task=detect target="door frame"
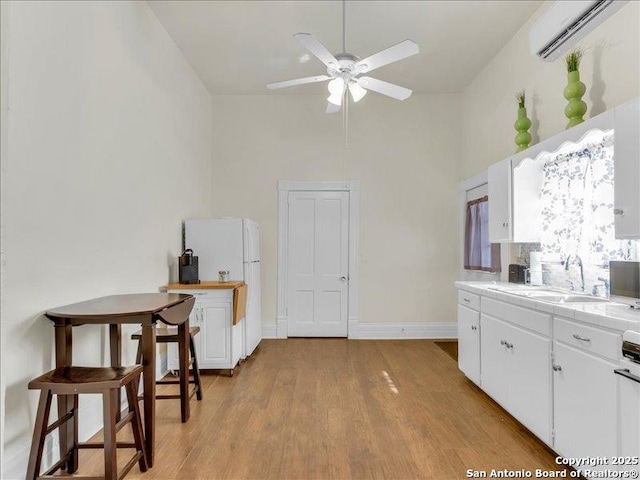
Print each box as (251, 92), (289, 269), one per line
(277, 181), (360, 339)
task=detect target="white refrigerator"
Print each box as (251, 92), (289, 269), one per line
(185, 218), (262, 357)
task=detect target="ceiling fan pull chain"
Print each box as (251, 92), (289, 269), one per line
(342, 0), (346, 53)
(344, 88), (349, 148)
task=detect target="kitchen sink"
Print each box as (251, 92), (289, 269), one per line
(487, 287), (609, 303)
(536, 295), (609, 304)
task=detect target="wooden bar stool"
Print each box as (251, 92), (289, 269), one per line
(132, 326), (203, 422)
(26, 365), (147, 480)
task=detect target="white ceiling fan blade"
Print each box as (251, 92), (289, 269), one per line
(326, 102), (341, 114)
(356, 76), (412, 101)
(266, 75), (330, 90)
(294, 33), (339, 68)
(355, 40), (419, 74)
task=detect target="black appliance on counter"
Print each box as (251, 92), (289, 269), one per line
(508, 264), (528, 284)
(179, 249), (200, 284)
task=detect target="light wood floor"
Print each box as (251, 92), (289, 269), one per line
(75, 339), (570, 479)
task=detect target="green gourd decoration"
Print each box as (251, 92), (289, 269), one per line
(564, 49), (587, 129)
(514, 90), (532, 152)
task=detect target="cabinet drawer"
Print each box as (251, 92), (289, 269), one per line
(554, 317), (621, 361)
(167, 289), (233, 300)
(458, 290), (480, 311)
(482, 297), (551, 337)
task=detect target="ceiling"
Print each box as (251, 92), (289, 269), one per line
(149, 0), (542, 95)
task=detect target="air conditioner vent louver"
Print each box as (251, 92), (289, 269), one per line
(538, 0), (610, 59)
(530, 0), (628, 62)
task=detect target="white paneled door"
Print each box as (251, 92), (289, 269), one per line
(287, 191), (349, 337)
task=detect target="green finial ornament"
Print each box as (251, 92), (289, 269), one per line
(514, 90), (532, 152)
(564, 49), (587, 129)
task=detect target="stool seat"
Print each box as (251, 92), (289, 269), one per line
(131, 326), (200, 343)
(26, 366), (147, 480)
(29, 366), (143, 393)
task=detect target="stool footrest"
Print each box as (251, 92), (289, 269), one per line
(41, 453), (71, 477)
(155, 394), (182, 400)
(155, 387), (199, 401)
(45, 410), (74, 435)
(77, 441), (137, 450)
(156, 378), (197, 385)
(114, 411), (135, 433)
(39, 476), (105, 479)
(119, 451), (144, 480)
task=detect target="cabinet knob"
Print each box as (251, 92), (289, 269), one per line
(614, 208), (624, 216)
(553, 365), (562, 372)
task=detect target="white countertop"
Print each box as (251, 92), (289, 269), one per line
(455, 281), (640, 333)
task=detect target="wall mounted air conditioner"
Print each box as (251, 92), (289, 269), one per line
(530, 0), (628, 61)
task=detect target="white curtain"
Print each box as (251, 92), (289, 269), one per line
(540, 134), (638, 265)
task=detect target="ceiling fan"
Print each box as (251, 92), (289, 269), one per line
(266, 3), (419, 113)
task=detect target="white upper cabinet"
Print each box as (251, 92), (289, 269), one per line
(614, 98), (640, 239)
(488, 157), (512, 243)
(485, 98), (639, 244)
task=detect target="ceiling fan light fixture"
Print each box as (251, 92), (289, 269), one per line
(327, 77), (345, 106)
(327, 93), (343, 106)
(348, 82), (367, 102)
(328, 77), (345, 95)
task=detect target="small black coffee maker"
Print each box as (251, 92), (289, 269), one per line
(179, 249), (200, 284)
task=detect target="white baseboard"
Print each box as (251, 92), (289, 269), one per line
(3, 351), (165, 480)
(355, 323), (458, 340)
(262, 324), (278, 339)
(267, 320), (457, 341)
(276, 317), (287, 339)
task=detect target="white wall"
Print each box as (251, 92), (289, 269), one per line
(461, 0), (640, 179)
(0, 2), (212, 478)
(209, 94), (461, 331)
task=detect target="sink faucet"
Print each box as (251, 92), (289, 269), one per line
(597, 276), (610, 291)
(564, 254), (585, 292)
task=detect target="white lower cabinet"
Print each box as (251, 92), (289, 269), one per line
(458, 287), (628, 468)
(481, 313), (552, 444)
(167, 289), (244, 372)
(617, 362), (640, 462)
(553, 341), (618, 476)
(458, 304), (481, 385)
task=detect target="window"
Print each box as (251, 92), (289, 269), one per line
(464, 196), (501, 272)
(539, 130), (638, 292)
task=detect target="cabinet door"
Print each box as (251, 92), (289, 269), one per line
(614, 98), (640, 239)
(200, 299), (232, 368)
(554, 342), (618, 472)
(618, 370), (640, 460)
(480, 314), (509, 406)
(488, 157), (512, 242)
(458, 305), (481, 384)
(507, 325), (552, 444)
